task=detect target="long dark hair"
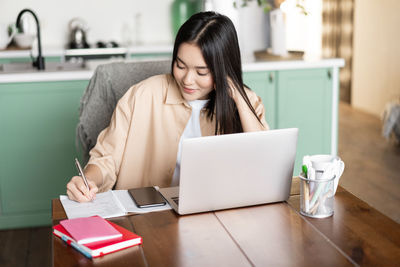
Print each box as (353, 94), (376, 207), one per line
(171, 11), (262, 135)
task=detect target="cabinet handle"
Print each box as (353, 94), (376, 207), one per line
(269, 73), (274, 83)
(327, 70), (332, 79)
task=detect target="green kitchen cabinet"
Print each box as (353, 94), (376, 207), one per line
(0, 80), (88, 229)
(244, 68), (334, 175)
(276, 69), (333, 174)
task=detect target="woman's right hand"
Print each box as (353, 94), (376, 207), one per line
(66, 176), (98, 202)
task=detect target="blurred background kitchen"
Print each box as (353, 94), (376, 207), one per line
(0, 0), (397, 116)
(0, 0), (399, 265)
(1, 0), (172, 48)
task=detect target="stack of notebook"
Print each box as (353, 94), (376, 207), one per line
(53, 215), (142, 258)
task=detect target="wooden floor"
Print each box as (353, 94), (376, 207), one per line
(0, 226), (52, 267)
(338, 102), (400, 224)
(0, 102), (399, 267)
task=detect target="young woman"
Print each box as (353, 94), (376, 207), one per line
(66, 11), (269, 202)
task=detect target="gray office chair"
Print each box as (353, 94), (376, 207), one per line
(76, 60), (171, 163)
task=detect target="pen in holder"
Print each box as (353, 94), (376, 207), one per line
(299, 173), (335, 218)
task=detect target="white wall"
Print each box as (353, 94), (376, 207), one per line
(0, 0), (174, 48)
(210, 0), (322, 58)
(352, 0), (400, 117)
(1, 0), (322, 60)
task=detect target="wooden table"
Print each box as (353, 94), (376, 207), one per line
(52, 180), (400, 266)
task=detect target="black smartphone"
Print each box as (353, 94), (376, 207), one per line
(128, 187), (166, 208)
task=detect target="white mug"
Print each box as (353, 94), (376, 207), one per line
(305, 154), (345, 194)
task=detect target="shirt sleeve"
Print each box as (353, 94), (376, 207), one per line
(86, 85), (136, 192)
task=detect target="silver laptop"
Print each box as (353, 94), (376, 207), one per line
(159, 128), (298, 215)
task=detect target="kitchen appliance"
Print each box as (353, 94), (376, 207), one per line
(65, 18), (125, 60)
(95, 41), (119, 48)
(68, 18), (89, 49)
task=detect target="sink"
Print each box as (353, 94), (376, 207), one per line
(0, 61), (89, 73)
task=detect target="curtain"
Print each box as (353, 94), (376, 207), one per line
(322, 0), (354, 103)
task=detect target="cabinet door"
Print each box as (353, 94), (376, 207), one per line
(0, 80), (88, 228)
(276, 68), (333, 174)
(243, 71), (276, 129)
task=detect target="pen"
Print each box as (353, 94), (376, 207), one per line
(309, 165), (334, 208)
(303, 180), (310, 212)
(74, 158), (90, 191)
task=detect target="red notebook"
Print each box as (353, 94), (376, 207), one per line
(53, 220), (142, 258)
(60, 215), (122, 245)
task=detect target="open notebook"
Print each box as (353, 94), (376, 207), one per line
(60, 189), (171, 219)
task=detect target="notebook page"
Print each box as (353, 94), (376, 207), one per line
(60, 190), (127, 219)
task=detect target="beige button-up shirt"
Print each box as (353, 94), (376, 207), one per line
(87, 74), (268, 192)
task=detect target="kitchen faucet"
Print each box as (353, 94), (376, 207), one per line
(16, 9), (45, 70)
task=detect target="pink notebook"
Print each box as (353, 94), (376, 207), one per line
(53, 221), (142, 258)
(60, 216), (122, 245)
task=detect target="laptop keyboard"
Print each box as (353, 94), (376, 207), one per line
(171, 197), (179, 206)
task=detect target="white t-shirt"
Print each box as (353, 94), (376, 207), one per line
(171, 99), (209, 186)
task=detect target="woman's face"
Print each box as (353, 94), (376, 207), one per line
(173, 42), (214, 101)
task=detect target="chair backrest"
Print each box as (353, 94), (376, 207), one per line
(77, 60), (171, 163)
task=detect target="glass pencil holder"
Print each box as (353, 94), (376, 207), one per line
(299, 173), (335, 218)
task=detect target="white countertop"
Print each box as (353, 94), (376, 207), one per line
(242, 58), (345, 71)
(0, 56), (345, 84)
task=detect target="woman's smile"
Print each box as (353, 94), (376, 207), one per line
(183, 87), (197, 94)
